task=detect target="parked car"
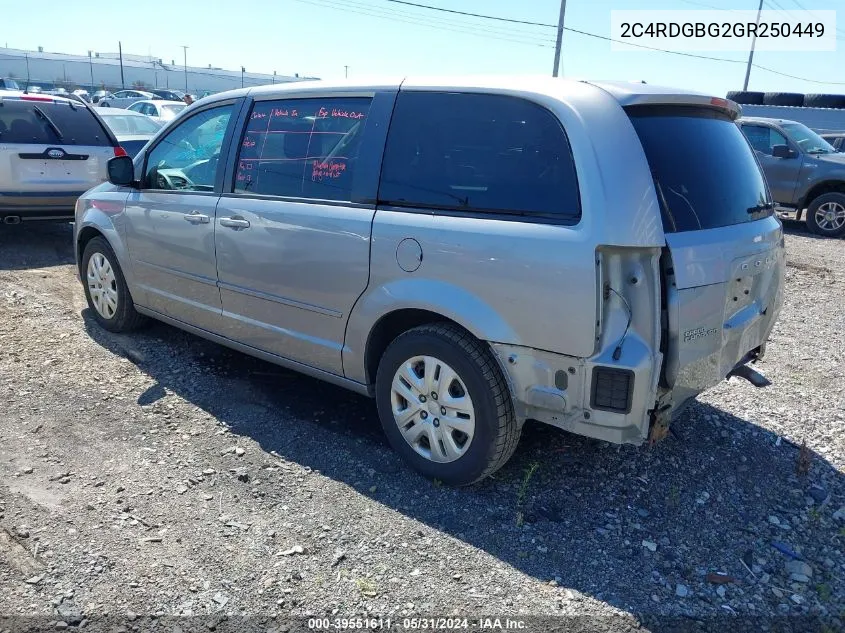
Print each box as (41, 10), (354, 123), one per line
(96, 108), (163, 157)
(92, 90), (113, 104)
(27, 85), (43, 94)
(74, 78), (785, 485)
(126, 99), (186, 124)
(73, 89), (92, 103)
(150, 89), (186, 102)
(0, 78), (21, 90)
(738, 117), (845, 237)
(821, 132), (845, 152)
(0, 91), (125, 223)
(99, 89), (158, 109)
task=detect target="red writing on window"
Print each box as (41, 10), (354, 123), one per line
(331, 108), (365, 120)
(312, 159), (347, 181)
(242, 137), (256, 148)
(251, 111), (267, 120)
(271, 108), (299, 117)
(236, 172), (253, 183)
(238, 161), (255, 171)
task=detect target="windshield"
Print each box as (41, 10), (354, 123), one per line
(628, 106), (772, 232)
(782, 122), (837, 154)
(160, 104), (187, 119)
(100, 113), (162, 135)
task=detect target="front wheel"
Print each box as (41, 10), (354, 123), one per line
(82, 237), (146, 332)
(806, 192), (845, 238)
(375, 323), (520, 486)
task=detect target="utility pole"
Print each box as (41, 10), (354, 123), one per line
(118, 41), (125, 89)
(88, 51), (94, 91)
(552, 0), (567, 77)
(272, 70), (276, 84)
(241, 66), (245, 88)
(181, 45), (189, 92)
(24, 52), (30, 90)
(743, 0), (764, 90)
(344, 65), (349, 79)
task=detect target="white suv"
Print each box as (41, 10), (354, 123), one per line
(0, 92), (126, 224)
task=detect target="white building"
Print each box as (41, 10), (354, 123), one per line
(0, 46), (313, 94)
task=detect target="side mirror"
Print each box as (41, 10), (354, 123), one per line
(107, 155), (136, 186)
(772, 144), (795, 159)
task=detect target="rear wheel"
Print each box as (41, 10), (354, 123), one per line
(806, 192), (845, 238)
(82, 237), (146, 332)
(375, 323), (520, 486)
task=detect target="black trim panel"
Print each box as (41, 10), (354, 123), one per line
(18, 147), (90, 161)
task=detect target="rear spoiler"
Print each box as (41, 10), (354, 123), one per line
(617, 94), (741, 120)
(585, 81), (742, 120)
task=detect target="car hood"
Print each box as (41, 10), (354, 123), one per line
(814, 152), (845, 166)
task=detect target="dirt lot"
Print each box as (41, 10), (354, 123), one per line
(0, 223), (843, 632)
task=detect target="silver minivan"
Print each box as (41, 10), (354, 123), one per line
(74, 78), (785, 485)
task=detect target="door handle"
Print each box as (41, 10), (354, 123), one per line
(184, 212), (209, 224)
(219, 217), (250, 229)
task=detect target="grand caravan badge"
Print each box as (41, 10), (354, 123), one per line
(684, 327), (719, 343)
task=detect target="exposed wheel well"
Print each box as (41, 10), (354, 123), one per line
(364, 309), (467, 384)
(801, 181), (845, 213)
(76, 226), (105, 275)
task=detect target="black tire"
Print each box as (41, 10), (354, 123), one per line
(763, 92), (804, 107)
(803, 94), (845, 109)
(806, 192), (845, 238)
(726, 90), (765, 105)
(81, 236), (147, 332)
(375, 323), (520, 486)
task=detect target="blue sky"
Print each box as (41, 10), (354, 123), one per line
(0, 0), (842, 95)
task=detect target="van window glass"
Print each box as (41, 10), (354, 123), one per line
(628, 106), (772, 233)
(379, 92), (580, 220)
(0, 99), (111, 145)
(233, 97), (372, 201)
(741, 125), (788, 155)
(143, 105), (233, 191)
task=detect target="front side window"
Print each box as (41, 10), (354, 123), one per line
(143, 105), (233, 191)
(233, 97), (372, 201)
(741, 125), (788, 155)
(127, 102), (144, 114)
(379, 92), (581, 220)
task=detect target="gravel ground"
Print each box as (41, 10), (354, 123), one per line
(0, 222), (843, 633)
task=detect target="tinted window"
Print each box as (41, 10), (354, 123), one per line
(628, 107), (772, 232)
(0, 100), (111, 145)
(144, 105), (233, 191)
(379, 92), (580, 220)
(741, 124), (788, 155)
(233, 97), (371, 201)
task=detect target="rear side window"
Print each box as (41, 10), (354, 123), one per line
(628, 106), (772, 233)
(379, 92), (581, 220)
(233, 97), (372, 201)
(0, 100), (111, 146)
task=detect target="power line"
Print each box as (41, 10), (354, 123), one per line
(339, 0), (553, 40)
(289, 0), (557, 47)
(381, 0), (556, 28)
